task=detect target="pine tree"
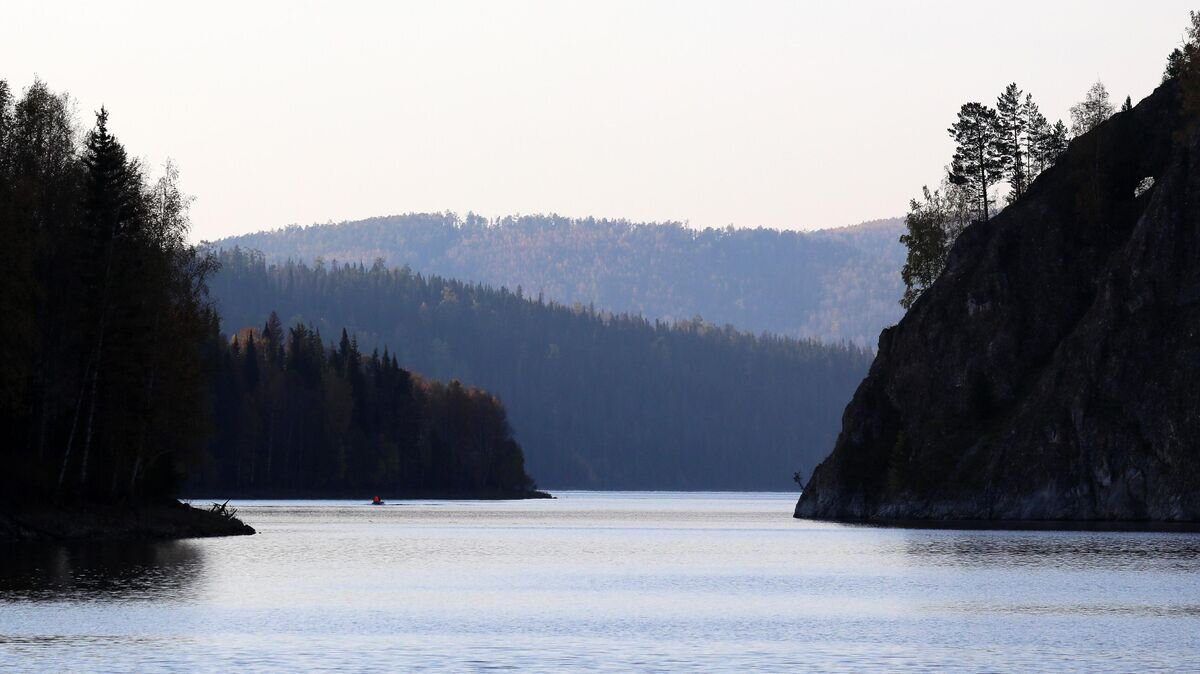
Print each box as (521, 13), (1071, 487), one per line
(1166, 47), (1186, 82)
(1024, 97), (1052, 177)
(243, 335), (260, 391)
(996, 83), (1029, 201)
(67, 108), (145, 493)
(337, 327), (353, 372)
(2, 79), (217, 504)
(1046, 121), (1069, 161)
(1121, 95), (1133, 112)
(1169, 12), (1200, 123)
(263, 311), (284, 363)
(1164, 13), (1200, 82)
(948, 102), (1004, 222)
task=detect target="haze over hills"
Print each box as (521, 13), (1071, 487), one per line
(207, 249), (874, 490)
(214, 215), (906, 346)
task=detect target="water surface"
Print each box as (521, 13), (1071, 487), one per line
(2, 492), (1198, 672)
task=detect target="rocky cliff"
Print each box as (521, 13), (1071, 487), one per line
(796, 79), (1200, 523)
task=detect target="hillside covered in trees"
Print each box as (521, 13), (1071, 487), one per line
(0, 79), (540, 537)
(214, 215), (905, 347)
(208, 249), (875, 490)
(194, 317), (539, 498)
(0, 80), (216, 508)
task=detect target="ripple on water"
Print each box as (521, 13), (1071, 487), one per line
(2, 493), (1198, 672)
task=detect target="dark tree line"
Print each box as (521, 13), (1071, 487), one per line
(192, 317), (537, 497)
(1164, 11), (1200, 124)
(208, 249), (876, 490)
(0, 79), (215, 504)
(0, 77), (539, 505)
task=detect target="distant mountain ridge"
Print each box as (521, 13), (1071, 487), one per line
(213, 214), (906, 346)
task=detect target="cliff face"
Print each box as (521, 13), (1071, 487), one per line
(797, 80), (1200, 522)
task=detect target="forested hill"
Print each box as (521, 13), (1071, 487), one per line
(213, 214), (905, 346)
(194, 319), (540, 499)
(208, 249), (875, 490)
(0, 77), (541, 529)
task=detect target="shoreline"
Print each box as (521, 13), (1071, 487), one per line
(795, 512), (1200, 533)
(180, 488), (554, 501)
(1, 500), (256, 543)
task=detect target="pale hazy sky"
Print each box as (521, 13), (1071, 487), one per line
(2, 1), (1194, 241)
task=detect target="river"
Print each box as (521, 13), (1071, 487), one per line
(2, 492), (1198, 672)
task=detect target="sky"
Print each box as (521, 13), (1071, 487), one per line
(2, 1), (1195, 241)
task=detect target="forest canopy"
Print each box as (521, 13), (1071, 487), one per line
(0, 78), (539, 505)
(194, 317), (538, 497)
(0, 79), (215, 503)
(208, 249), (875, 490)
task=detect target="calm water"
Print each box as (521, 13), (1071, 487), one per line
(2, 492), (1199, 672)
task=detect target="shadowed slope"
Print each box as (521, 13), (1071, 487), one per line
(798, 79), (1200, 523)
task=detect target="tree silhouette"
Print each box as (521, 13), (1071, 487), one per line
(948, 102), (1004, 222)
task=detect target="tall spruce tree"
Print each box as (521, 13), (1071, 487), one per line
(996, 83), (1029, 201)
(2, 79), (218, 504)
(1024, 96), (1052, 177)
(1046, 121), (1069, 161)
(948, 102), (1004, 222)
(66, 108), (144, 492)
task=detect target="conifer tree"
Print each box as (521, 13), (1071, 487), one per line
(1046, 121), (1069, 160)
(1166, 47), (1186, 82)
(69, 108), (145, 491)
(948, 102), (1004, 222)
(996, 83), (1029, 201)
(243, 335), (260, 391)
(263, 311), (284, 363)
(0, 85), (219, 502)
(1024, 98), (1052, 177)
(1166, 11), (1200, 123)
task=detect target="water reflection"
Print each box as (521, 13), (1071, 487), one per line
(0, 541), (204, 601)
(3, 496), (1200, 672)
